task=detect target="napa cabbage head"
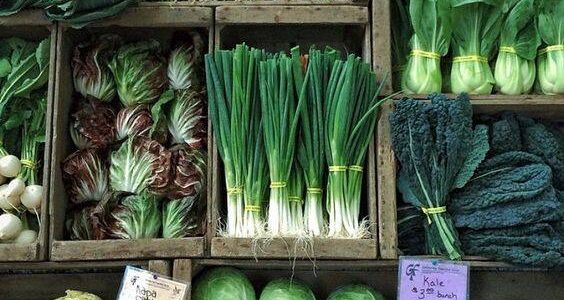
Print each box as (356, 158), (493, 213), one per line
(494, 0), (540, 95)
(192, 267), (256, 300)
(536, 0), (564, 95)
(328, 284), (385, 300)
(450, 0), (503, 95)
(401, 0), (451, 94)
(259, 279), (315, 300)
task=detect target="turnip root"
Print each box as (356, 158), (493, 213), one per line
(0, 213), (22, 240)
(7, 178), (25, 197)
(0, 184), (21, 211)
(0, 155), (21, 178)
(14, 229), (37, 244)
(21, 185), (43, 210)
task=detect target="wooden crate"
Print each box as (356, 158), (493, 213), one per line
(173, 259), (564, 300)
(208, 5), (378, 260)
(0, 10), (56, 262)
(0, 260), (171, 299)
(140, 1), (369, 7)
(48, 6), (214, 261)
(377, 98), (564, 259)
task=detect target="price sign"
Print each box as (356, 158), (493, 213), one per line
(398, 257), (469, 300)
(117, 266), (188, 300)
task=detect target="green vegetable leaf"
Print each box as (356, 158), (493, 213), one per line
(150, 88), (174, 141)
(45, 0), (137, 29)
(453, 125), (490, 189)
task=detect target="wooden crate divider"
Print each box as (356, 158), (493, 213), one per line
(208, 5), (378, 260)
(48, 6), (214, 261)
(139, 1), (369, 7)
(0, 10), (57, 262)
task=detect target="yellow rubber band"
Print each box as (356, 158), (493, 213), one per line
(21, 159), (37, 170)
(452, 55), (488, 64)
(227, 186), (243, 195)
(348, 165), (364, 172)
(329, 166), (347, 172)
(539, 45), (564, 55)
(270, 181), (287, 189)
(500, 46), (516, 54)
(421, 206), (447, 224)
(288, 196), (303, 203)
(411, 49), (441, 60)
(307, 188), (323, 194)
(245, 205), (261, 212)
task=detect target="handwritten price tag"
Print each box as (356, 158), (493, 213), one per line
(398, 257), (469, 300)
(117, 266), (188, 300)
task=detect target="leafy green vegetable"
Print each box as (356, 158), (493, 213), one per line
(62, 149), (109, 204)
(494, 0), (540, 95)
(391, 0), (412, 91)
(328, 284), (385, 300)
(55, 289), (102, 300)
(167, 89), (207, 148)
(193, 267), (256, 300)
(168, 32), (204, 91)
(401, 0), (451, 94)
(162, 195), (201, 238)
(390, 95), (489, 259)
(110, 191), (161, 239)
(109, 138), (157, 194)
(259, 279), (315, 300)
(450, 0), (503, 94)
(45, 0), (137, 29)
(73, 34), (121, 102)
(19, 95), (46, 185)
(115, 105), (153, 141)
(536, 0), (564, 94)
(108, 40), (166, 107)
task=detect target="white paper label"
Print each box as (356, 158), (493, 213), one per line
(117, 266), (188, 300)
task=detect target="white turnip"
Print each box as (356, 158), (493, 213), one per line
(0, 184), (21, 211)
(6, 178), (25, 197)
(14, 229), (37, 244)
(20, 185), (43, 210)
(0, 213), (22, 240)
(0, 155), (21, 178)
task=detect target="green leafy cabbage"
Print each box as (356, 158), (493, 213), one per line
(110, 191), (161, 239)
(259, 279), (315, 300)
(55, 290), (102, 300)
(328, 284), (385, 300)
(536, 0), (564, 94)
(193, 267), (256, 300)
(109, 138), (157, 194)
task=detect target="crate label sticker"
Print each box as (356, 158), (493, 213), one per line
(117, 266), (187, 300)
(398, 257), (469, 300)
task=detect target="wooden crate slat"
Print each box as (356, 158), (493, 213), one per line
(216, 5), (369, 24)
(140, 1), (370, 6)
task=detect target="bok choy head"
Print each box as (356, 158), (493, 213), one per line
(536, 0), (564, 94)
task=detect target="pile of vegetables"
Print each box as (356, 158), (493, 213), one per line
(55, 290), (102, 300)
(0, 37), (50, 245)
(62, 32), (207, 241)
(394, 0), (564, 95)
(391, 95), (564, 266)
(0, 0), (138, 28)
(193, 267), (386, 300)
(206, 44), (390, 239)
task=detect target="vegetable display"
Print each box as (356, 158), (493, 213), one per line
(62, 32), (207, 241)
(206, 44), (390, 239)
(0, 37), (50, 245)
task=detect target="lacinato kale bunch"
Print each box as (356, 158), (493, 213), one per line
(390, 94), (490, 259)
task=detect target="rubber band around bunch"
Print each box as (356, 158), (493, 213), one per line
(499, 46), (517, 54)
(288, 196), (303, 203)
(421, 206), (447, 224)
(539, 45), (564, 55)
(452, 55), (488, 64)
(348, 165), (364, 172)
(410, 49), (441, 60)
(21, 159), (37, 170)
(329, 166), (347, 172)
(306, 188), (323, 194)
(227, 186), (243, 195)
(244, 205), (262, 213)
(270, 181), (287, 189)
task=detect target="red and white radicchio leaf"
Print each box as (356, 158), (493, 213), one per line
(62, 149), (109, 204)
(109, 137), (158, 194)
(168, 147), (207, 199)
(136, 138), (172, 196)
(167, 32), (204, 90)
(70, 98), (117, 149)
(116, 105), (153, 141)
(167, 89), (207, 149)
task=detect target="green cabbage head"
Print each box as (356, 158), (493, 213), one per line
(259, 279), (315, 300)
(327, 284), (385, 300)
(55, 290), (102, 300)
(193, 267), (256, 300)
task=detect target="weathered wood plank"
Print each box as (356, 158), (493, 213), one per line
(210, 237), (377, 259)
(0, 9), (51, 26)
(372, 0), (393, 94)
(140, 1), (370, 7)
(377, 103), (398, 259)
(50, 238), (205, 261)
(216, 6), (369, 24)
(148, 260), (172, 277)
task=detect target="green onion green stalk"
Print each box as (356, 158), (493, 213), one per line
(494, 0), (540, 95)
(259, 51), (305, 236)
(450, 0), (503, 95)
(325, 55), (389, 238)
(206, 45), (267, 237)
(19, 96), (46, 185)
(401, 0), (451, 94)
